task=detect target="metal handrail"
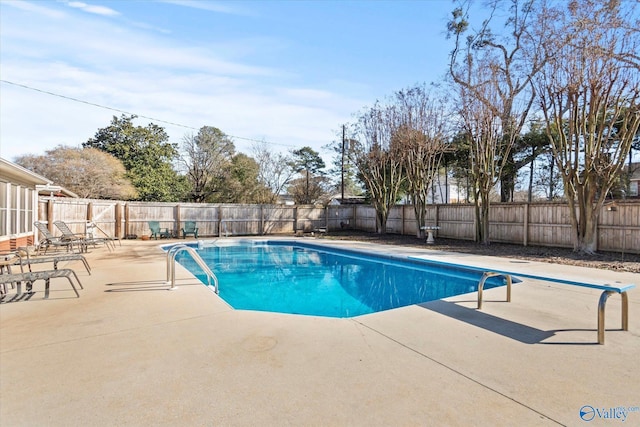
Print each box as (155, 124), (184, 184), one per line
(477, 271), (512, 309)
(166, 244), (219, 293)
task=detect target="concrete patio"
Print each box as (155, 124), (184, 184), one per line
(1, 238), (639, 426)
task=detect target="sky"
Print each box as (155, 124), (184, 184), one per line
(0, 0), (458, 166)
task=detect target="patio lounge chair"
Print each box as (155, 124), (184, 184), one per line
(15, 250), (91, 275)
(149, 221), (171, 239)
(33, 221), (79, 254)
(54, 220), (113, 251)
(87, 221), (121, 247)
(0, 268), (83, 298)
(181, 221), (199, 239)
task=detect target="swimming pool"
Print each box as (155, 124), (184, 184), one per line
(173, 240), (509, 318)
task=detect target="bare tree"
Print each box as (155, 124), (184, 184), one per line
(393, 85), (450, 238)
(447, 0), (544, 243)
(180, 126), (235, 203)
(535, 0), (640, 253)
(456, 69), (507, 242)
(351, 102), (405, 234)
(15, 146), (137, 199)
(287, 171), (331, 205)
(252, 141), (296, 204)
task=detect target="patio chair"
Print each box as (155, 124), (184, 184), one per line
(0, 268), (83, 298)
(33, 221), (79, 254)
(87, 221), (121, 247)
(149, 221), (171, 239)
(54, 220), (113, 251)
(15, 250), (91, 275)
(181, 221), (199, 239)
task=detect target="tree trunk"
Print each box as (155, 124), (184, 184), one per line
(548, 156), (555, 200)
(528, 154), (534, 203)
(568, 184), (601, 254)
(500, 162), (515, 202)
(480, 193), (491, 245)
(375, 209), (387, 234)
(571, 205), (599, 254)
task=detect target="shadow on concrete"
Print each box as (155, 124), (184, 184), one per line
(419, 300), (556, 344)
(104, 278), (203, 292)
(1, 292), (35, 303)
(538, 329), (624, 346)
(0, 291), (78, 303)
(420, 300), (606, 345)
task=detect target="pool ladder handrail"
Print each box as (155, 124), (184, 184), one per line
(166, 244), (219, 293)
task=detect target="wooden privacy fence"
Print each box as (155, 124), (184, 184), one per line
(38, 198), (640, 254)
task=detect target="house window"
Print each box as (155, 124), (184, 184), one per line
(0, 182), (7, 236)
(10, 185), (18, 235)
(0, 183), (34, 236)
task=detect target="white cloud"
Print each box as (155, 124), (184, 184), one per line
(158, 0), (251, 15)
(0, 1), (367, 164)
(65, 1), (120, 17)
(1, 0), (66, 18)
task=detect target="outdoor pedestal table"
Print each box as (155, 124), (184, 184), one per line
(420, 226), (441, 244)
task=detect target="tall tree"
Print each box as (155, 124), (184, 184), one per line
(447, 132), (474, 203)
(216, 153), (266, 203)
(252, 141), (296, 204)
(324, 127), (363, 200)
(290, 146), (326, 204)
(533, 150), (563, 201)
(15, 146), (138, 200)
(393, 84), (450, 238)
(180, 126), (235, 203)
(83, 114), (187, 201)
(456, 71), (505, 242)
(518, 120), (552, 202)
(535, 0), (640, 253)
(350, 102), (405, 233)
(447, 0), (544, 243)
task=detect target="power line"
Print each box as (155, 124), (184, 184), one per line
(0, 79), (296, 148)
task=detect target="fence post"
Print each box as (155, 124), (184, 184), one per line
(115, 203), (122, 238)
(325, 206), (329, 231)
(260, 205), (264, 235)
(124, 203), (130, 237)
(47, 198), (54, 232)
(175, 204), (181, 238)
(353, 205), (357, 230)
(523, 203), (529, 247)
(595, 210), (599, 252)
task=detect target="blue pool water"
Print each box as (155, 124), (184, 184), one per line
(173, 241), (507, 318)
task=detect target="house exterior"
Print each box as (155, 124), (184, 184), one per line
(0, 158), (52, 251)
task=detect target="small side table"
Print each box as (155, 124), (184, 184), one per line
(420, 226), (441, 245)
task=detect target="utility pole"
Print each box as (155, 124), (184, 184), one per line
(341, 124), (345, 202)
